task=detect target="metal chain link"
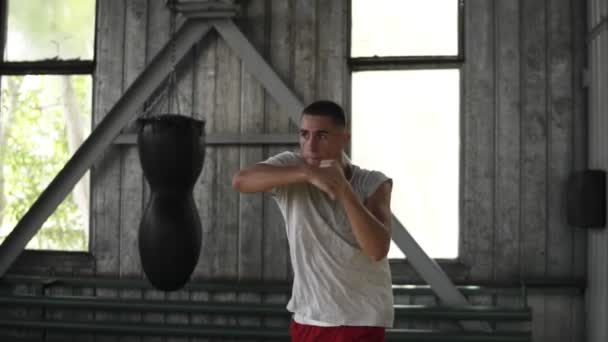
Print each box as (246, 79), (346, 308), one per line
(167, 0), (181, 115)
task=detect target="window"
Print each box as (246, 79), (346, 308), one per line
(350, 0), (462, 259)
(0, 0), (96, 251)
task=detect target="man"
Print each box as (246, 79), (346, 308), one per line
(232, 100), (394, 341)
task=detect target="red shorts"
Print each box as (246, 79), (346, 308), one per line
(289, 320), (385, 342)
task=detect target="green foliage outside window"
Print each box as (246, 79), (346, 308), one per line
(0, 75), (91, 251)
(0, 0), (95, 251)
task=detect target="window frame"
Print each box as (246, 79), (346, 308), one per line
(347, 0), (465, 267)
(0, 0), (97, 264)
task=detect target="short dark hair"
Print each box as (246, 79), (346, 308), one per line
(301, 100), (346, 127)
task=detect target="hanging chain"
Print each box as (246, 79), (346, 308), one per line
(140, 87), (169, 118)
(167, 0), (181, 115)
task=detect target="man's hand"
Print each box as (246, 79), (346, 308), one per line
(307, 160), (349, 200)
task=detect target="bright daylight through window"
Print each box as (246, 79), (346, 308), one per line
(0, 0), (95, 251)
(350, 0), (461, 259)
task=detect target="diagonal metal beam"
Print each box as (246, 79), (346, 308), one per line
(213, 19), (487, 330)
(0, 21), (213, 276)
(212, 19), (304, 124)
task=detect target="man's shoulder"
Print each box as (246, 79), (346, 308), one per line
(274, 150), (301, 159)
(351, 164), (388, 179)
(351, 164), (392, 199)
(259, 150), (303, 167)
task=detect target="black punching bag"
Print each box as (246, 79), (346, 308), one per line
(137, 114), (205, 291)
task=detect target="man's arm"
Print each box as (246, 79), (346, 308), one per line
(232, 163), (310, 193)
(311, 160), (392, 261)
(234, 160), (393, 261)
(340, 180), (392, 261)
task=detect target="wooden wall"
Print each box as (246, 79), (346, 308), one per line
(16, 0), (584, 341)
(90, 1), (348, 340)
(586, 0), (608, 341)
(460, 0), (587, 340)
(461, 0), (588, 282)
(92, 0), (352, 283)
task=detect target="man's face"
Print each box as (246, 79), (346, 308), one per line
(299, 114), (350, 166)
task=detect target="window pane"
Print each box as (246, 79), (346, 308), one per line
(351, 69), (459, 259)
(4, 0), (96, 61)
(0, 75), (92, 251)
(351, 0), (459, 57)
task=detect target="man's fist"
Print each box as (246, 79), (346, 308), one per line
(307, 159), (348, 200)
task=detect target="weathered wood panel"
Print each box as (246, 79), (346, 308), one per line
(587, 0), (608, 341)
(547, 0), (574, 280)
(141, 1), (170, 341)
(571, 0), (588, 283)
(92, 1), (125, 341)
(293, 0), (316, 105)
(520, 0), (548, 280)
(545, 0), (576, 339)
(191, 24), (218, 342)
(211, 14), (242, 341)
(120, 1), (147, 341)
(462, 0), (495, 281)
(237, 0), (267, 338)
(262, 0), (293, 336)
(317, 0), (346, 104)
(165, 11), (197, 342)
(493, 0), (521, 282)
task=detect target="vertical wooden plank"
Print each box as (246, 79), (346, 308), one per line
(142, 1), (170, 341)
(214, 19), (241, 285)
(293, 0), (317, 105)
(165, 13), (196, 342)
(462, 0), (495, 281)
(93, 0), (125, 341)
(520, 0), (548, 279)
(263, 0), (292, 335)
(520, 0), (548, 336)
(547, 0), (574, 279)
(237, 0), (267, 336)
(120, 1), (147, 341)
(238, 0), (266, 284)
(316, 0), (346, 103)
(568, 0), (587, 330)
(212, 15), (242, 340)
(545, 0), (576, 338)
(191, 28), (218, 342)
(494, 0), (521, 281)
(571, 0), (588, 282)
(588, 1), (608, 338)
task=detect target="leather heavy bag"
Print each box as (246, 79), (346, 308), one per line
(137, 114), (205, 291)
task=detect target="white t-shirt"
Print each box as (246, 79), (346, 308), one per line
(260, 151), (394, 328)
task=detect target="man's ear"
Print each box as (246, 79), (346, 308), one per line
(343, 130), (351, 145)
